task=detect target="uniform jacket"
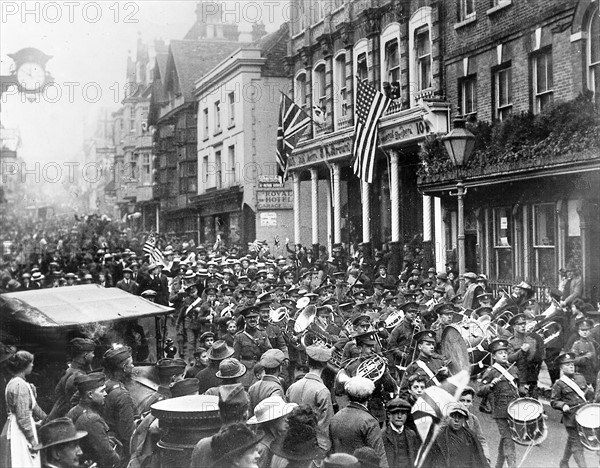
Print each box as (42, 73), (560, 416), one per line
(248, 375), (285, 414)
(382, 425), (419, 468)
(47, 358), (90, 420)
(477, 363), (520, 419)
(103, 379), (135, 452)
(571, 337), (599, 384)
(68, 403), (121, 468)
(401, 355), (446, 392)
(257, 321), (289, 359)
(388, 320), (416, 359)
(329, 402), (389, 468)
(286, 372), (334, 451)
(233, 328), (272, 362)
(551, 373), (594, 427)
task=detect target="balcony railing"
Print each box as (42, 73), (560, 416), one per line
(336, 115), (353, 130)
(385, 100), (403, 116)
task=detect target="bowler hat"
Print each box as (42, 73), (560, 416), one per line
(216, 358), (247, 379)
(207, 340), (234, 361)
(34, 417), (87, 450)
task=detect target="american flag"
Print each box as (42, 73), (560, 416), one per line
(276, 93), (311, 182)
(143, 232), (165, 265)
(352, 80), (392, 183)
(273, 235), (280, 248)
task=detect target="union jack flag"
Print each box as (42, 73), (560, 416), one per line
(276, 93), (311, 182)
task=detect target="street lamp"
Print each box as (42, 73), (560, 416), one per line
(442, 117), (475, 291)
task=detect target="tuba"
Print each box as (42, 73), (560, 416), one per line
(334, 354), (388, 394)
(527, 298), (565, 347)
(294, 304), (317, 333)
(269, 306), (289, 325)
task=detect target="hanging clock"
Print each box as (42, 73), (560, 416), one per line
(8, 48), (53, 94)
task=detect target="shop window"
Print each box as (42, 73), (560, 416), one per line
(533, 48), (553, 114)
(493, 207), (513, 279)
(533, 203), (556, 283)
(494, 64), (512, 121)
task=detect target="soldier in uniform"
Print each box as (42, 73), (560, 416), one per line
(257, 301), (289, 360)
(477, 338), (522, 468)
(36, 417), (87, 468)
(551, 352), (594, 468)
(47, 338), (96, 420)
(66, 373), (121, 468)
(286, 344), (335, 453)
(387, 302), (421, 369)
(507, 313), (545, 397)
(101, 347), (135, 459)
(136, 358), (186, 415)
(430, 303), (457, 346)
(248, 349), (286, 413)
(570, 318), (599, 387)
(400, 330), (449, 394)
(233, 305), (273, 389)
(176, 284), (202, 361)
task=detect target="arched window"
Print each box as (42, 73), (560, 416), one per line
(409, 7), (433, 106)
(294, 70), (307, 111)
(333, 51), (348, 127)
(312, 61), (327, 110)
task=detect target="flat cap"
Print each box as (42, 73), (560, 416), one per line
(463, 272), (478, 280)
(259, 349), (286, 369)
(386, 398), (412, 413)
(306, 344), (333, 362)
(448, 402), (469, 419)
(74, 372), (106, 393)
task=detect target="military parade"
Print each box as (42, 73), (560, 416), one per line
(2, 0), (600, 467)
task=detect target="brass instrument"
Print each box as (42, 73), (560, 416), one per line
(294, 304), (317, 333)
(334, 354), (388, 393)
(526, 298), (565, 347)
(269, 306), (289, 324)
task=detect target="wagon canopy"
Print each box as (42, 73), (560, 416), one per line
(0, 284), (173, 328)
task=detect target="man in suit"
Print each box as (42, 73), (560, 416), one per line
(36, 417), (87, 468)
(561, 264), (583, 308)
(115, 267), (138, 295)
(137, 263), (169, 306)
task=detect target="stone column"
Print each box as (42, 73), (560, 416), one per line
(311, 168), (319, 255)
(293, 172), (301, 245)
(389, 150), (401, 275)
(332, 163), (342, 244)
(361, 180), (372, 259)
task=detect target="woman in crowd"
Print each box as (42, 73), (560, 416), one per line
(0, 350), (47, 468)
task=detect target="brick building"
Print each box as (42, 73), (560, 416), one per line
(418, 0), (600, 300)
(287, 0), (451, 270)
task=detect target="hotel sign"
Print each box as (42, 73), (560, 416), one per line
(257, 190), (293, 210)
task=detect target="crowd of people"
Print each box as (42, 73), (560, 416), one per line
(1, 213), (600, 468)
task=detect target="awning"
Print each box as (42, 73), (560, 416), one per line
(0, 284), (173, 328)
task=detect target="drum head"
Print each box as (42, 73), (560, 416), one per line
(507, 397), (543, 422)
(441, 325), (470, 376)
(576, 404), (600, 429)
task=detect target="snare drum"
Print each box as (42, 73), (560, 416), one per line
(507, 397), (548, 446)
(575, 403), (600, 451)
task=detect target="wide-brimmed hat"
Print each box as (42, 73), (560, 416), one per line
(34, 417), (87, 450)
(216, 358), (247, 379)
(247, 396), (297, 425)
(207, 340), (234, 361)
(211, 422), (263, 467)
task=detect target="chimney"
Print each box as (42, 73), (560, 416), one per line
(251, 23), (267, 42)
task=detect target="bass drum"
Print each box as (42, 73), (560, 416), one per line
(576, 404), (600, 451)
(507, 397), (548, 446)
(440, 324), (471, 376)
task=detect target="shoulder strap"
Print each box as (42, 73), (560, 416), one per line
(492, 363), (517, 388)
(415, 360), (440, 386)
(560, 375), (587, 401)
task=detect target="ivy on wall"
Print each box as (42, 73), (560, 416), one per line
(418, 94), (600, 183)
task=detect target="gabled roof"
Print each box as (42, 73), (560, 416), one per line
(165, 40), (242, 102)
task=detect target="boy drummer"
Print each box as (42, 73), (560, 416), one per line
(477, 338), (522, 468)
(551, 352), (594, 468)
